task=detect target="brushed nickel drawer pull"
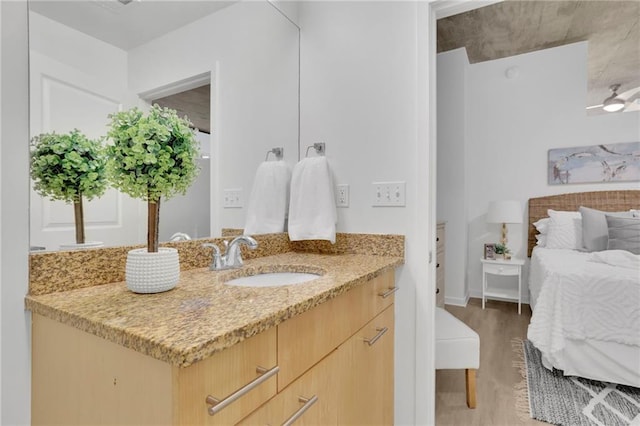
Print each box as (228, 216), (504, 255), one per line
(282, 395), (318, 426)
(378, 287), (398, 299)
(364, 327), (388, 346)
(206, 365), (280, 416)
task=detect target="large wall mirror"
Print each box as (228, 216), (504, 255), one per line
(28, 0), (300, 252)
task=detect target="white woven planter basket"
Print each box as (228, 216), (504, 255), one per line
(125, 247), (179, 294)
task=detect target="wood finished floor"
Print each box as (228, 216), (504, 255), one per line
(435, 298), (546, 426)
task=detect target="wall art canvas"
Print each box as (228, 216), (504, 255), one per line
(548, 142), (640, 185)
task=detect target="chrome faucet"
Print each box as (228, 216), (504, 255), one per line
(202, 235), (258, 271)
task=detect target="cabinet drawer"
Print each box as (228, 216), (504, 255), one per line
(277, 269), (395, 390)
(238, 346), (338, 425)
(175, 327), (277, 425)
(483, 263), (519, 276)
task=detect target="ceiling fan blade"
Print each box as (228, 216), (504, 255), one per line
(618, 85), (640, 100)
(623, 100), (640, 112)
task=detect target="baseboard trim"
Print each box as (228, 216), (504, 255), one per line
(469, 289), (530, 305)
(444, 293), (469, 307)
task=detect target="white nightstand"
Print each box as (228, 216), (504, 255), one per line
(480, 257), (525, 314)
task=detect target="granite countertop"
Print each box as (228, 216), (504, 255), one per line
(26, 252), (403, 368)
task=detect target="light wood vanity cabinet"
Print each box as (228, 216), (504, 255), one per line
(243, 270), (396, 425)
(32, 269), (396, 426)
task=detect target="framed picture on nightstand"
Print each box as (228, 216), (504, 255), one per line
(484, 243), (496, 260)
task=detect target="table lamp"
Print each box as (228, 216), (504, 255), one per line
(487, 200), (522, 246)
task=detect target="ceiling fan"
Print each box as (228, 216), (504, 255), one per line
(587, 84), (640, 113)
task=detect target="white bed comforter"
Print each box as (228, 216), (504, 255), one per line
(528, 248), (640, 365)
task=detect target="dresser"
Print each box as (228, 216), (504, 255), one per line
(436, 222), (445, 307)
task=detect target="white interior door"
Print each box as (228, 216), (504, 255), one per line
(29, 53), (144, 250)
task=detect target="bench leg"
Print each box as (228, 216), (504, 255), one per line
(465, 368), (477, 409)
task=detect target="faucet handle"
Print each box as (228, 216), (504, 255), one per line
(202, 243), (223, 270)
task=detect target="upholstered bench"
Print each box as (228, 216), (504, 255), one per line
(435, 307), (480, 408)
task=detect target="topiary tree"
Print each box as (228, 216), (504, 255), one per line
(106, 105), (200, 253)
(30, 129), (108, 245)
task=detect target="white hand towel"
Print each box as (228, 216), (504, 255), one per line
(244, 160), (291, 235)
(288, 157), (337, 243)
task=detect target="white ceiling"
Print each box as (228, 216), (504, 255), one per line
(29, 0), (236, 50)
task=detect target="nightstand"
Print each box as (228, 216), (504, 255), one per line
(480, 257), (525, 314)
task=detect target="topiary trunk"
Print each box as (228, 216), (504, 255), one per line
(147, 199), (160, 253)
(73, 198), (85, 244)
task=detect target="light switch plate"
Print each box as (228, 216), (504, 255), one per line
(223, 188), (243, 208)
(372, 181), (406, 207)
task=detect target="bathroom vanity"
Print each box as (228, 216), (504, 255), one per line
(26, 237), (402, 425)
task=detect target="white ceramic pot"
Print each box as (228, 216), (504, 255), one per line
(125, 247), (180, 294)
(59, 241), (104, 251)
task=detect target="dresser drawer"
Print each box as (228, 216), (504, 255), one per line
(483, 263), (520, 276)
(277, 269), (395, 390)
(436, 251), (444, 272)
(436, 224), (445, 250)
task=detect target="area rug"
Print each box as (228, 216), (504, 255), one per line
(513, 339), (640, 426)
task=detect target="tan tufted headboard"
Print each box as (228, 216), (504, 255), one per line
(527, 190), (640, 257)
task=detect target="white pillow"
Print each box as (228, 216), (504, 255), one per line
(631, 209), (640, 218)
(545, 209), (582, 250)
(533, 218), (550, 234)
(535, 234), (547, 247)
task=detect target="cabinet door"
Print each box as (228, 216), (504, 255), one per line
(238, 348), (338, 425)
(337, 305), (394, 425)
(32, 314), (174, 426)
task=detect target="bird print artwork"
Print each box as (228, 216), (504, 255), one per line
(548, 142), (640, 185)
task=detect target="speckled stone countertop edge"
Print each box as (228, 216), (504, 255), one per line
(26, 255), (403, 367)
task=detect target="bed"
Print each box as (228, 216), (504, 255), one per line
(526, 190), (640, 388)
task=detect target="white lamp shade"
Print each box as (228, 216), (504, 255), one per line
(487, 200), (522, 224)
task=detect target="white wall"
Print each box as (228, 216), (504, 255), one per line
(0, 2), (30, 424)
(298, 2), (432, 424)
(438, 41), (640, 304)
(128, 1), (299, 236)
(436, 47), (469, 306)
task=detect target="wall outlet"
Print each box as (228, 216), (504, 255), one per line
(336, 184), (349, 207)
(223, 188), (243, 208)
(372, 181), (406, 207)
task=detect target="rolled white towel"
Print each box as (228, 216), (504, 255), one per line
(288, 156), (337, 243)
(244, 160), (291, 235)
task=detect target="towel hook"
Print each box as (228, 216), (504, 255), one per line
(305, 142), (325, 157)
(265, 147), (284, 161)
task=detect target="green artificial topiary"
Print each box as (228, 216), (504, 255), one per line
(30, 129), (108, 244)
(106, 105), (200, 253)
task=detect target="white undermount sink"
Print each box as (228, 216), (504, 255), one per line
(224, 272), (321, 288)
